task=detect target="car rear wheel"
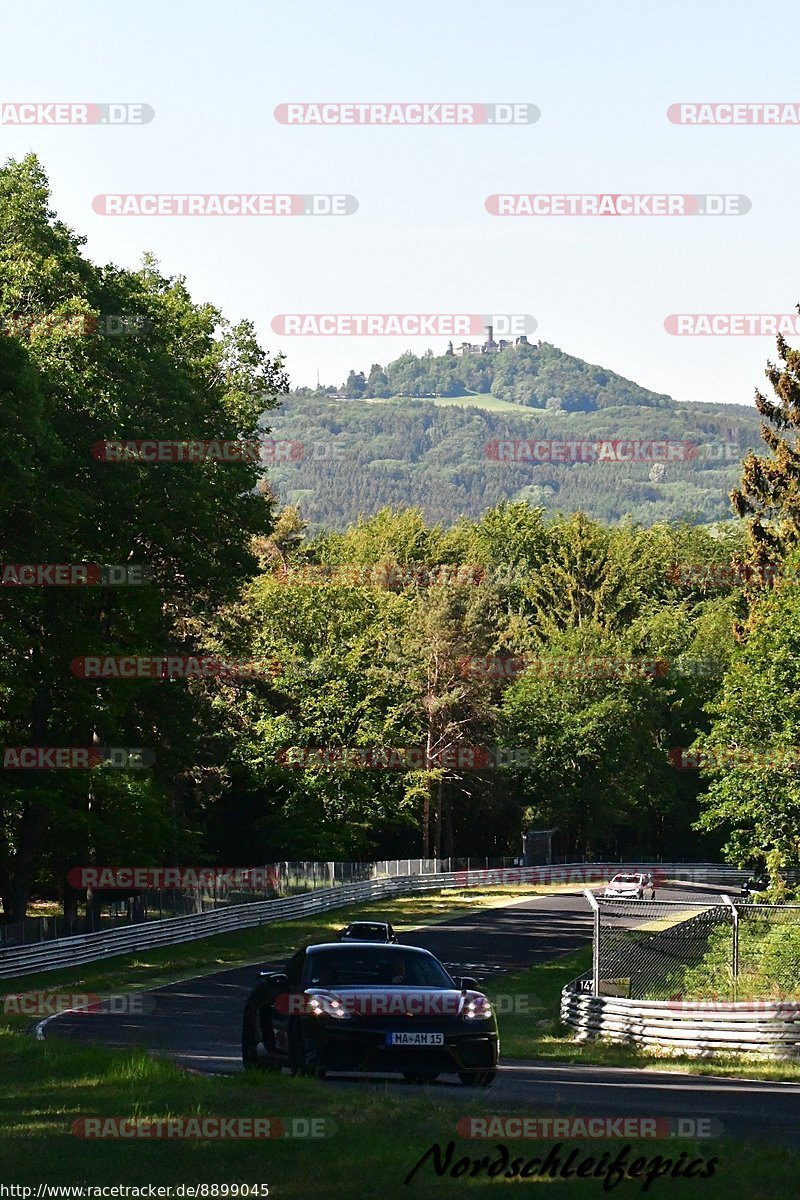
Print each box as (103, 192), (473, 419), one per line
(458, 1070), (496, 1087)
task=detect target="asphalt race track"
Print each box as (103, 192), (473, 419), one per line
(38, 892), (596, 1071)
(36, 889), (800, 1149)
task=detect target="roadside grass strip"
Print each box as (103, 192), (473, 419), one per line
(0, 1023), (797, 1197)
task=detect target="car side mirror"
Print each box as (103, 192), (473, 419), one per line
(459, 976), (478, 991)
(260, 971), (289, 988)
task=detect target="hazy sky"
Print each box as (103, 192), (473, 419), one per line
(2, 0), (798, 405)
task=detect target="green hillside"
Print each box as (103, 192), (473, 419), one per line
(265, 345), (762, 530)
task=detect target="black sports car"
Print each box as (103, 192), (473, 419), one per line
(241, 942), (498, 1086)
(338, 920), (397, 943)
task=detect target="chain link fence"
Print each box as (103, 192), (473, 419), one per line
(0, 856), (526, 948)
(581, 892), (800, 1002)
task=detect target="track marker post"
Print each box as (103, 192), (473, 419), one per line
(584, 888), (600, 996)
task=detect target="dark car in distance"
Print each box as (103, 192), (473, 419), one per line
(741, 873), (768, 898)
(241, 942), (498, 1086)
(338, 921), (397, 943)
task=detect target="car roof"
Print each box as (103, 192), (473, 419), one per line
(346, 921), (390, 928)
(306, 941), (432, 956)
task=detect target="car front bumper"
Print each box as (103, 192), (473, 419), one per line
(303, 1020), (499, 1073)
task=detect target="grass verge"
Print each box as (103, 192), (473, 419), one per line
(0, 1025), (797, 1196)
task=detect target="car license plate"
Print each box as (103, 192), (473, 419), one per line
(387, 1032), (444, 1046)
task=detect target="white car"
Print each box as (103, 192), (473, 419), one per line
(602, 872), (656, 900)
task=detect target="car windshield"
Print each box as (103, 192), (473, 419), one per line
(611, 875), (641, 884)
(304, 948), (453, 988)
(345, 924), (388, 938)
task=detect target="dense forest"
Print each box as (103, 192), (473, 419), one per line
(2, 154), (800, 922)
(266, 394), (761, 530)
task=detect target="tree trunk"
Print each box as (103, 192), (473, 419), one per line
(442, 784), (454, 857)
(422, 726), (434, 857)
(2, 683), (51, 923)
(433, 778), (443, 859)
(62, 881), (81, 936)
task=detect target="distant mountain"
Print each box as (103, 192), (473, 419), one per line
(294, 339), (675, 411)
(264, 345), (762, 532)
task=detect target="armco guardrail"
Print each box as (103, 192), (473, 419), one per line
(0, 874), (434, 980)
(2, 855), (699, 950)
(560, 989), (800, 1058)
(0, 861), (753, 980)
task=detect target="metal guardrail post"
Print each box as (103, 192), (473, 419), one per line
(721, 894), (739, 986)
(584, 888), (600, 996)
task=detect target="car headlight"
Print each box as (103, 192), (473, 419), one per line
(307, 994), (351, 1020)
(462, 995), (493, 1021)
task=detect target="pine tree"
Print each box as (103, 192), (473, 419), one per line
(731, 323), (800, 584)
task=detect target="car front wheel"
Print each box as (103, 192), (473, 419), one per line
(288, 1023), (327, 1079)
(242, 998), (281, 1072)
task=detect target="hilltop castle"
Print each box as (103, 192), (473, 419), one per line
(450, 325), (530, 357)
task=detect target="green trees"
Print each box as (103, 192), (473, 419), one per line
(678, 328), (800, 876)
(503, 653), (668, 857)
(695, 575), (800, 869)
(344, 370), (367, 398)
(0, 155), (288, 919)
(196, 502), (742, 862)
